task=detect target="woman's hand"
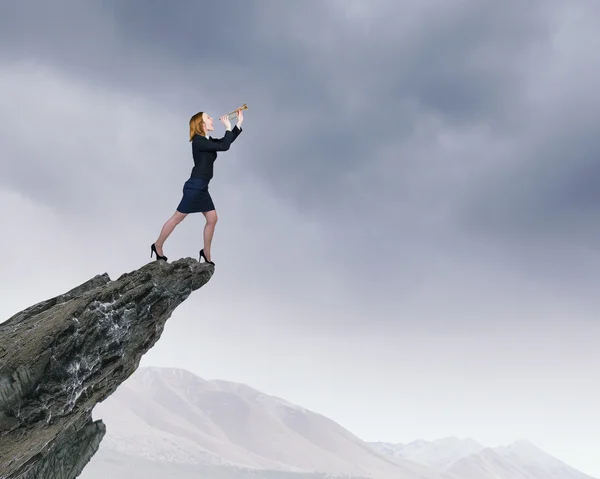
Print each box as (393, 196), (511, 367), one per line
(236, 109), (244, 127)
(220, 115), (232, 130)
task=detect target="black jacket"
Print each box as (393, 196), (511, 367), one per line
(190, 125), (243, 180)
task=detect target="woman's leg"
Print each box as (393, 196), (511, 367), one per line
(155, 211), (187, 255)
(201, 210), (218, 261)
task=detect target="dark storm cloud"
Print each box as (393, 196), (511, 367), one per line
(461, 124), (600, 246)
(0, 1), (349, 210)
(3, 0), (600, 322)
(454, 3), (600, 252)
(1, 0), (559, 211)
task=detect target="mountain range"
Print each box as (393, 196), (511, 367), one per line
(78, 366), (596, 479)
(370, 438), (596, 479)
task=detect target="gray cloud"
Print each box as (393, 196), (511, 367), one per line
(454, 3), (600, 264)
(3, 0), (600, 328)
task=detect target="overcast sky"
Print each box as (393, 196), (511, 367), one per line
(1, 0), (600, 476)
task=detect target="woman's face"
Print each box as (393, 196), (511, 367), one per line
(203, 113), (214, 132)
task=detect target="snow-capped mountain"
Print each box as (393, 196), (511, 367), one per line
(369, 437), (486, 469)
(80, 366), (457, 479)
(370, 438), (597, 479)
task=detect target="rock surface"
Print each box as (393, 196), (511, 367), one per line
(0, 258), (213, 479)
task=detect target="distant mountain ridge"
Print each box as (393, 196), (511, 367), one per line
(369, 436), (486, 470)
(81, 366), (458, 479)
(78, 366), (596, 479)
(369, 437), (597, 479)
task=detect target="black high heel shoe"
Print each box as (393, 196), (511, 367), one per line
(199, 249), (215, 265)
(151, 243), (168, 261)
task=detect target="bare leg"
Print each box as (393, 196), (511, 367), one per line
(201, 210), (218, 261)
(155, 211), (187, 255)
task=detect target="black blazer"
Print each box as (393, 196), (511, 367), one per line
(190, 125), (243, 180)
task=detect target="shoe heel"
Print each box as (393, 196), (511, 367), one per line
(151, 243), (167, 261)
(199, 249), (215, 266)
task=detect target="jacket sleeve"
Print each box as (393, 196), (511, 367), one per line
(194, 126), (243, 152)
(231, 125), (243, 141)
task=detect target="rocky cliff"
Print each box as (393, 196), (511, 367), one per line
(0, 258), (213, 479)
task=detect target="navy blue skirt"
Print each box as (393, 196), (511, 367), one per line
(176, 177), (215, 213)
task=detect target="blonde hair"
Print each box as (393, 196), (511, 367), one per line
(189, 111), (206, 141)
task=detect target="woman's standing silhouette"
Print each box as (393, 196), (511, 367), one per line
(151, 108), (244, 265)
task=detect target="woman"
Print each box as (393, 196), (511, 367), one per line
(151, 108), (244, 265)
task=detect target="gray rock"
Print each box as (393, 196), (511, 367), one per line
(0, 258), (213, 479)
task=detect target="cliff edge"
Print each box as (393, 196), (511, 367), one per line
(0, 258), (213, 479)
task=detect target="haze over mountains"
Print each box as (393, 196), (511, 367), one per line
(81, 366), (445, 479)
(370, 437), (486, 470)
(370, 438), (597, 479)
(79, 367), (596, 479)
